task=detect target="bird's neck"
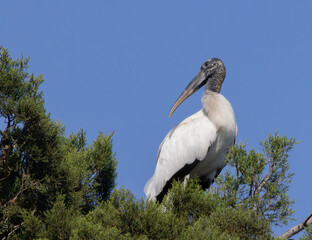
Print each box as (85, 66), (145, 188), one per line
(202, 90), (220, 114)
(205, 71), (225, 93)
(201, 91), (234, 129)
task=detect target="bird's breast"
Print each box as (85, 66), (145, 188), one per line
(189, 93), (236, 178)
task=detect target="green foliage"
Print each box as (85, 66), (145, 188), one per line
(162, 179), (217, 221)
(63, 130), (117, 213)
(85, 131), (117, 209)
(0, 46), (67, 238)
(43, 195), (76, 240)
(71, 188), (184, 240)
(0, 47), (117, 239)
(164, 180), (272, 239)
(183, 208), (272, 240)
(70, 183), (272, 240)
(20, 209), (46, 239)
(215, 132), (296, 227)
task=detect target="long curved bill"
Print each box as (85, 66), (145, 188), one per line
(168, 70), (207, 118)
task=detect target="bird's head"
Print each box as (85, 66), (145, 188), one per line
(168, 58), (226, 118)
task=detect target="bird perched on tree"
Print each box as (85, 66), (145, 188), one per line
(144, 58), (237, 202)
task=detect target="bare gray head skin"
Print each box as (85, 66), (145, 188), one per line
(168, 58), (226, 118)
(202, 58), (226, 93)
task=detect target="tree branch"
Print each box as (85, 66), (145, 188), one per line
(279, 212), (312, 239)
(3, 223), (23, 240)
(0, 144), (12, 182)
(0, 117), (12, 182)
(254, 158), (274, 196)
(1, 174), (28, 209)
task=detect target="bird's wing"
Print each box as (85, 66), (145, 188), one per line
(144, 109), (217, 199)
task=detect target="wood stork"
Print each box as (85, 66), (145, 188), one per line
(144, 58), (237, 202)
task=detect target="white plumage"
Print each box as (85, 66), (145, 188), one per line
(145, 58), (237, 201)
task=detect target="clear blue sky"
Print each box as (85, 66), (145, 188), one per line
(1, 1), (311, 237)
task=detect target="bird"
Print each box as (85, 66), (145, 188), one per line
(144, 58), (237, 202)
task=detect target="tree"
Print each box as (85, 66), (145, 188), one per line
(63, 130), (117, 213)
(0, 46), (117, 239)
(215, 132), (296, 226)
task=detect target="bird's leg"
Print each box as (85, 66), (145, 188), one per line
(183, 174), (190, 187)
